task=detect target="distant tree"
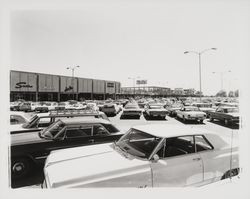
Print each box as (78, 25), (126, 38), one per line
(228, 91), (235, 97)
(215, 90), (227, 97)
(235, 90), (239, 97)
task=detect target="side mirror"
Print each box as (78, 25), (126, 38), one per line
(152, 154), (160, 163)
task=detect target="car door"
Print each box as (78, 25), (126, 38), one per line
(60, 125), (94, 148)
(150, 136), (203, 187)
(92, 124), (120, 144)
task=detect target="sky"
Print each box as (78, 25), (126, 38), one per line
(10, 0), (250, 95)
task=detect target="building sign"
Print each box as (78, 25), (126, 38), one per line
(107, 82), (114, 88)
(10, 71), (37, 92)
(64, 86), (74, 92)
(60, 76), (77, 93)
(15, 82), (33, 89)
(136, 80), (147, 85)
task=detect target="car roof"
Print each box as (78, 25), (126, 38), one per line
(59, 117), (111, 125)
(132, 124), (216, 138)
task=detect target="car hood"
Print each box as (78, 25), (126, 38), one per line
(45, 143), (150, 188)
(10, 124), (25, 131)
(11, 132), (47, 145)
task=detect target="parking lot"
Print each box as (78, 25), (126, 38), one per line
(11, 106), (239, 188)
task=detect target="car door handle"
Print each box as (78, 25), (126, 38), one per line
(193, 157), (201, 161)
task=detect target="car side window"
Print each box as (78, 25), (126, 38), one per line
(195, 135), (213, 152)
(65, 126), (92, 138)
(37, 117), (53, 127)
(93, 125), (109, 136)
(157, 136), (195, 158)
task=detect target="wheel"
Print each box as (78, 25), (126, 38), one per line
(221, 168), (239, 180)
(182, 116), (186, 123)
(11, 157), (33, 179)
(209, 116), (214, 122)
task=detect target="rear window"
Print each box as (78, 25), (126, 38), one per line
(102, 123), (119, 133)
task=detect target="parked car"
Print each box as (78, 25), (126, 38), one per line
(11, 117), (123, 179)
(10, 109), (110, 134)
(191, 102), (215, 116)
(120, 103), (142, 119)
(166, 104), (182, 117)
(10, 112), (34, 125)
(176, 106), (206, 123)
(101, 103), (120, 116)
(144, 103), (168, 119)
(35, 101), (58, 112)
(18, 102), (32, 112)
(207, 106), (240, 126)
(43, 124), (239, 188)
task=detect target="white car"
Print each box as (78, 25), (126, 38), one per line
(10, 111), (35, 125)
(43, 124), (239, 188)
(176, 106), (206, 123)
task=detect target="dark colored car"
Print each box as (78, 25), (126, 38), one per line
(11, 118), (123, 179)
(144, 103), (168, 119)
(10, 109), (110, 134)
(120, 103), (142, 119)
(207, 106), (240, 126)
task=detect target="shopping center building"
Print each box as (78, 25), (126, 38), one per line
(10, 70), (121, 102)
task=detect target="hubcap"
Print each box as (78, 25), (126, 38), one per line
(13, 162), (25, 174)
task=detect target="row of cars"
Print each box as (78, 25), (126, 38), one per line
(9, 97), (240, 188)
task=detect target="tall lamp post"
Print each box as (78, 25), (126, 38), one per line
(212, 70), (231, 91)
(66, 65), (80, 100)
(184, 48), (217, 101)
(128, 76), (140, 98)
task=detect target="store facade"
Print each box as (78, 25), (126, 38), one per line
(10, 70), (121, 102)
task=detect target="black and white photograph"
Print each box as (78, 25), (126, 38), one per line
(0, 0), (250, 198)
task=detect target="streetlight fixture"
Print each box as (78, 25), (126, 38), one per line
(212, 70), (231, 91)
(128, 76), (140, 97)
(184, 48), (217, 101)
(66, 65), (80, 100)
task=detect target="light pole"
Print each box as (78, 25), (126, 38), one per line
(184, 48), (217, 101)
(212, 70), (231, 91)
(128, 76), (140, 98)
(66, 65), (80, 100)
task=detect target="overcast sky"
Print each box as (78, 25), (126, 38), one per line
(10, 0), (250, 95)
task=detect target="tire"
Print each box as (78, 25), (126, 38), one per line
(11, 157), (33, 179)
(182, 116), (186, 123)
(199, 120), (203, 124)
(209, 116), (214, 122)
(221, 168), (239, 180)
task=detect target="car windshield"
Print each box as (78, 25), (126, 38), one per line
(149, 105), (163, 109)
(40, 120), (65, 139)
(116, 129), (162, 159)
(22, 115), (39, 128)
(184, 107), (199, 111)
(194, 104), (212, 108)
(125, 105), (138, 109)
(224, 108), (239, 113)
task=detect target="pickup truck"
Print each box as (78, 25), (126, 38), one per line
(207, 106), (239, 126)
